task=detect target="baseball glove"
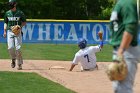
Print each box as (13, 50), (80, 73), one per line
(98, 31), (103, 40)
(11, 25), (21, 36)
(106, 56), (128, 81)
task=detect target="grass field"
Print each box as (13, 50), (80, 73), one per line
(0, 43), (113, 61)
(0, 43), (113, 93)
(0, 71), (76, 93)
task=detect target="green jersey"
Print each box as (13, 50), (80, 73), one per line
(109, 0), (138, 47)
(4, 9), (26, 30)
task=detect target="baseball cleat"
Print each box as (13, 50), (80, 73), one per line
(17, 64), (22, 70)
(11, 59), (16, 68)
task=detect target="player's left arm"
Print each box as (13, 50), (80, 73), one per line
(90, 31), (103, 52)
(21, 22), (26, 28)
(20, 11), (26, 28)
(98, 40), (104, 49)
(19, 11), (26, 36)
(98, 31), (104, 49)
(97, 40), (104, 51)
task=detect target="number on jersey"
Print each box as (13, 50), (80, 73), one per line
(84, 54), (90, 62)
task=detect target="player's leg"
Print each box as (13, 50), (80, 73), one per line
(112, 58), (137, 93)
(7, 30), (16, 68)
(15, 34), (23, 70)
(112, 46), (140, 93)
(16, 50), (23, 70)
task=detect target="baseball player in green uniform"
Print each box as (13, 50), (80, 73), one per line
(3, 0), (26, 70)
(110, 0), (140, 93)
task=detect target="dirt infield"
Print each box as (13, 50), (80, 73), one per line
(0, 59), (140, 93)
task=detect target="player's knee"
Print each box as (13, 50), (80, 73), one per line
(15, 45), (21, 50)
(8, 45), (15, 49)
(8, 48), (15, 53)
(16, 50), (22, 57)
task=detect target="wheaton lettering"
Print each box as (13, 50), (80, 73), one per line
(22, 22), (110, 43)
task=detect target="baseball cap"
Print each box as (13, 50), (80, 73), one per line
(9, 0), (16, 3)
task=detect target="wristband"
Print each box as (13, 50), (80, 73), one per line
(99, 40), (103, 46)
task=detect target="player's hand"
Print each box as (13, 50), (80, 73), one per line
(117, 48), (124, 59)
(3, 31), (7, 38)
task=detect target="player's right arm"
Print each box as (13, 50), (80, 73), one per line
(69, 53), (79, 71)
(3, 23), (7, 37)
(3, 12), (8, 38)
(69, 64), (76, 71)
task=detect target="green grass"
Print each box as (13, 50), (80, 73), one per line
(0, 71), (76, 93)
(0, 44), (113, 93)
(0, 43), (113, 61)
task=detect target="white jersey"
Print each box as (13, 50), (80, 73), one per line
(72, 45), (101, 70)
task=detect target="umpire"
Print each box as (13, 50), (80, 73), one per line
(109, 0), (140, 93)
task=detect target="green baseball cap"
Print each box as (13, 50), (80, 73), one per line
(9, 0), (16, 3)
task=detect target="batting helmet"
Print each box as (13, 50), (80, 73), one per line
(78, 38), (87, 49)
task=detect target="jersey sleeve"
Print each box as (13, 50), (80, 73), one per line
(72, 53), (80, 65)
(90, 46), (101, 53)
(4, 12), (8, 24)
(122, 1), (138, 36)
(20, 11), (26, 22)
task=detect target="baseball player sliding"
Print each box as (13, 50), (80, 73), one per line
(3, 0), (26, 70)
(69, 31), (103, 71)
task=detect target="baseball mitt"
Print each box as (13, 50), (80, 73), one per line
(11, 25), (21, 36)
(98, 31), (103, 40)
(106, 56), (128, 81)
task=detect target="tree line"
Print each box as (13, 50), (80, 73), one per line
(0, 0), (114, 20)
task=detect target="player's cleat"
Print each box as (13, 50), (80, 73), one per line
(17, 64), (22, 70)
(11, 59), (16, 68)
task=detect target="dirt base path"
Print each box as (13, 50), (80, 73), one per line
(0, 59), (140, 93)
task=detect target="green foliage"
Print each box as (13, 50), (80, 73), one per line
(99, 7), (113, 20)
(0, 0), (113, 20)
(0, 43), (113, 62)
(0, 71), (76, 93)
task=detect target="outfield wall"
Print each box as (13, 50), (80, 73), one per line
(0, 19), (139, 44)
